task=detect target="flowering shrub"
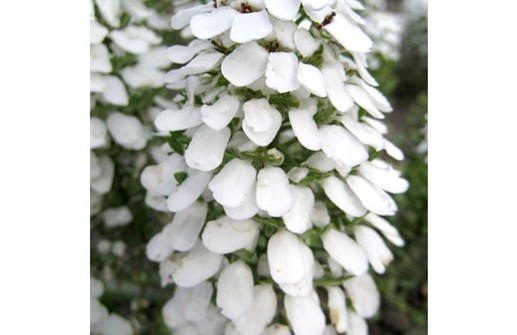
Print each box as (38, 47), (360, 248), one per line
(137, 1), (410, 335)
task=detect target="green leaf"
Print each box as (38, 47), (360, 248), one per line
(173, 171), (188, 185)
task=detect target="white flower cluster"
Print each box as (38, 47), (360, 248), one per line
(90, 0), (172, 219)
(141, 1), (409, 335)
(91, 277), (133, 335)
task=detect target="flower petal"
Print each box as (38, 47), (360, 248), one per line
(221, 42), (269, 87)
(106, 112), (146, 150)
(201, 94), (240, 130)
(90, 117), (108, 149)
(267, 230), (306, 285)
(185, 125), (231, 171)
(265, 0), (301, 21)
(282, 185), (314, 234)
(319, 125), (368, 167)
(155, 107), (203, 132)
(167, 201), (208, 252)
(242, 100), (282, 146)
(284, 290), (326, 335)
(90, 44), (112, 73)
(223, 182), (260, 220)
(216, 261), (254, 320)
(265, 52), (300, 93)
(354, 225), (394, 274)
(363, 213), (404, 247)
(347, 310), (368, 335)
(95, 0), (120, 27)
(230, 10), (273, 43)
(339, 115), (385, 151)
(321, 228), (368, 276)
(297, 62), (327, 98)
(358, 160), (409, 194)
(201, 216), (259, 254)
(167, 170), (212, 212)
(347, 84), (384, 119)
(289, 108), (322, 151)
(346, 175), (397, 216)
(171, 4), (213, 30)
(294, 28), (320, 58)
(167, 40), (211, 64)
(233, 284), (277, 335)
(190, 7), (238, 39)
(343, 273), (380, 318)
(256, 167), (293, 217)
(172, 243), (223, 288)
(327, 286), (348, 333)
(209, 158), (256, 207)
(321, 62), (354, 112)
(311, 201), (330, 227)
(324, 12), (372, 53)
(101, 75), (128, 106)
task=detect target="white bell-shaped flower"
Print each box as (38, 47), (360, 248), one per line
(297, 62), (327, 98)
(168, 40), (212, 64)
(167, 201), (208, 252)
(346, 175), (397, 216)
(363, 213), (404, 247)
(167, 170), (213, 212)
(194, 306), (229, 335)
(339, 115), (385, 151)
(320, 176), (367, 217)
(265, 52), (300, 93)
(216, 261), (254, 320)
(201, 94), (240, 130)
(282, 185), (314, 234)
(201, 216), (259, 254)
(358, 160), (409, 194)
(327, 286), (348, 333)
(170, 4), (213, 30)
(284, 290), (326, 335)
(146, 224), (174, 262)
(224, 182), (260, 220)
(190, 7), (239, 40)
(231, 10), (273, 43)
(343, 273), (380, 318)
(271, 18), (297, 49)
(346, 310), (368, 335)
(321, 61), (353, 112)
(265, 0), (301, 21)
(347, 84), (384, 119)
(185, 125), (231, 171)
(110, 25), (160, 54)
(209, 158), (256, 208)
(354, 225), (394, 274)
(221, 42), (269, 87)
(242, 99), (282, 146)
(171, 242), (223, 288)
(94, 0), (121, 27)
(90, 117), (109, 149)
(321, 228), (368, 276)
(90, 44), (112, 73)
(288, 108), (321, 151)
(324, 12), (372, 53)
(267, 230), (306, 285)
(256, 167), (293, 217)
(311, 201), (330, 227)
(278, 241), (314, 297)
(319, 125), (368, 167)
(177, 281), (214, 323)
(294, 28), (320, 58)
(233, 284), (277, 335)
(155, 107), (203, 132)
(106, 112), (147, 150)
(141, 154), (186, 196)
(101, 75), (128, 106)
